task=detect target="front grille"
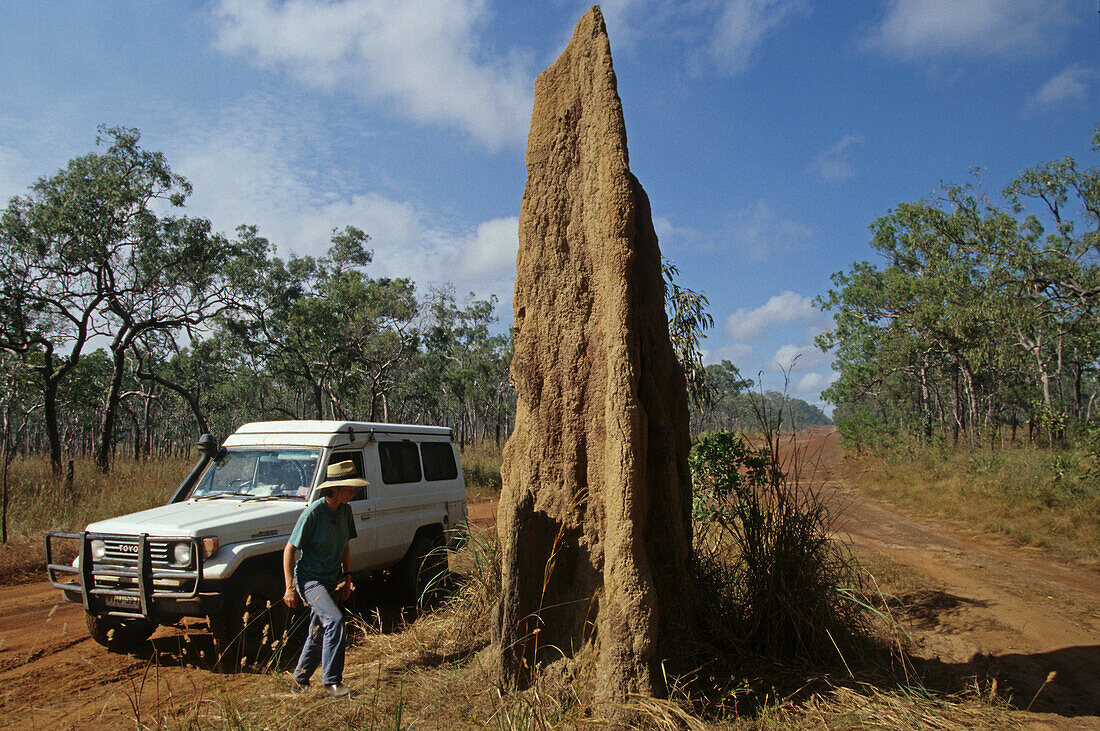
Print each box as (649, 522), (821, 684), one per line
(89, 535), (199, 597)
(101, 538), (173, 568)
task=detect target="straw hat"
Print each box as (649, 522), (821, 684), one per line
(320, 460), (369, 491)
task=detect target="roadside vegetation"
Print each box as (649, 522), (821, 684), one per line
(816, 124), (1099, 564)
(842, 433), (1100, 567)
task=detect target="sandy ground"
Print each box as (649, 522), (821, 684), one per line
(1, 431), (1098, 728)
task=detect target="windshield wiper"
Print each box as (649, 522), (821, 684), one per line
(240, 494), (303, 503)
(193, 491), (252, 501)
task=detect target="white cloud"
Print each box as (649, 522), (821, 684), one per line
(727, 202), (812, 262)
(864, 0), (1074, 62)
(706, 342), (753, 364)
(461, 216), (519, 277)
(770, 343), (828, 371)
(811, 133), (863, 182)
(211, 0), (533, 149)
(709, 0), (809, 75)
(1030, 65), (1095, 108)
(795, 371), (838, 394)
(725, 291), (820, 341)
(172, 100), (517, 309)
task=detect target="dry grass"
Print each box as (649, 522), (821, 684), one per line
(460, 440), (504, 502)
(79, 521), (1021, 730)
(842, 441), (1100, 567)
(751, 682), (1020, 730)
(147, 545), (1018, 731)
(1, 446), (1025, 728)
(0, 455), (191, 582)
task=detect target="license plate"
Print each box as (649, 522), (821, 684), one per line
(104, 594), (141, 610)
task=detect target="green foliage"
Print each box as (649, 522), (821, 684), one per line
(688, 430), (771, 522)
(663, 259), (714, 407)
(833, 405), (895, 454)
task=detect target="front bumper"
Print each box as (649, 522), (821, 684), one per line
(46, 531), (223, 620)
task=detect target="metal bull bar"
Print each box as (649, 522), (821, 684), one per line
(45, 531), (204, 619)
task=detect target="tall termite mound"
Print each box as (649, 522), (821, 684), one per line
(495, 5), (693, 699)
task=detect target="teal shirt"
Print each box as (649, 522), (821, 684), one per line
(288, 499), (357, 589)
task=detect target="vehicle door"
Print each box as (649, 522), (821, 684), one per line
(325, 447), (376, 573)
(365, 439), (426, 567)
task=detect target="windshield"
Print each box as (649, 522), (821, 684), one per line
(190, 448), (321, 500)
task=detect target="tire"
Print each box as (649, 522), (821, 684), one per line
(392, 531), (448, 606)
(85, 612), (155, 651)
(210, 571), (296, 667)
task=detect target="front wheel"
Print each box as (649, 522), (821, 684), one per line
(85, 612), (155, 651)
(210, 572), (296, 667)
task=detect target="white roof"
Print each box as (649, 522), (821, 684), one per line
(223, 420), (453, 449)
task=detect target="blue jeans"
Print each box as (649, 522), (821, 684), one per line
(293, 578), (346, 686)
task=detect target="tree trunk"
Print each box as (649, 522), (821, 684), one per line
(42, 370), (63, 476)
(1, 405), (9, 543)
(951, 355), (961, 446)
(95, 346), (129, 473)
(919, 362), (932, 439)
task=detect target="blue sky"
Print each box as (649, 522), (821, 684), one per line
(1, 1), (1098, 411)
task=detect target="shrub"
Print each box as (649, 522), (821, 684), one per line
(690, 430), (864, 660)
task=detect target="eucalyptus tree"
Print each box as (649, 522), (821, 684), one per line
(818, 125), (1100, 443)
(1001, 124), (1100, 420)
(817, 185), (1012, 443)
(663, 260), (714, 407)
(225, 225), (419, 421)
(412, 287), (511, 446)
(0, 156), (108, 473)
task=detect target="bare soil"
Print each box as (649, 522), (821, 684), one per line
(0, 431), (1098, 728)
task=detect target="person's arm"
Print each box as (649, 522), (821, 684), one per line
(283, 542), (300, 608)
(339, 542), (352, 600)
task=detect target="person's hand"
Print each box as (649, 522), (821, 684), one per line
(339, 579), (353, 601)
(283, 585), (300, 609)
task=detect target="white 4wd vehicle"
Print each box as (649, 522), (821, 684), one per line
(47, 421), (467, 657)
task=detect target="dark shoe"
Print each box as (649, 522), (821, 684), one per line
(290, 678), (310, 694)
(325, 683), (352, 698)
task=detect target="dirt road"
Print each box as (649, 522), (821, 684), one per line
(1, 434), (1098, 728)
(804, 428), (1100, 728)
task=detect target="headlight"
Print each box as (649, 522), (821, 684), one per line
(172, 542), (193, 566)
(90, 539), (106, 560)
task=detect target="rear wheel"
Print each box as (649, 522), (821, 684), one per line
(85, 612), (155, 651)
(210, 572), (296, 667)
(392, 531), (448, 606)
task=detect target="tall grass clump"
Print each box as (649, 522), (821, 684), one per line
(690, 428), (866, 662)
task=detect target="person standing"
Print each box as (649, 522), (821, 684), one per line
(283, 460), (365, 697)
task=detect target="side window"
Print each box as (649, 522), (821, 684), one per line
(421, 442), (458, 481)
(326, 450), (367, 500)
(378, 441), (422, 484)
